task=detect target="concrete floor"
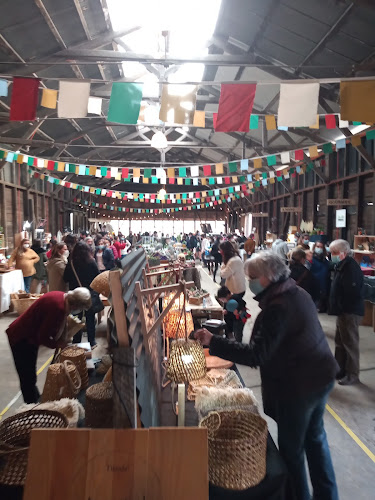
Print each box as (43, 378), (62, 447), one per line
(0, 267), (374, 498)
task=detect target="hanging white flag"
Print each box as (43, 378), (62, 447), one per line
(278, 83), (320, 127)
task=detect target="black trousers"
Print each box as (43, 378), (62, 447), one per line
(72, 310), (96, 346)
(11, 340), (40, 404)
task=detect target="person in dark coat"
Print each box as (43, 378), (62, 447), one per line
(329, 239), (364, 386)
(6, 288), (91, 403)
(211, 236), (223, 282)
(311, 241), (331, 312)
(196, 251), (339, 500)
(64, 241), (100, 347)
(289, 248), (319, 301)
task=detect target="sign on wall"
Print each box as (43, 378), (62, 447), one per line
(336, 209), (347, 228)
(251, 213), (269, 217)
(280, 207), (302, 213)
(327, 198), (355, 206)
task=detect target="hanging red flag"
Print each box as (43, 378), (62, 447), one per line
(294, 149), (304, 161)
(121, 168), (129, 178)
(10, 77), (40, 121)
(325, 114), (336, 129)
(215, 84), (257, 132)
(213, 113), (218, 129)
(203, 165), (211, 176)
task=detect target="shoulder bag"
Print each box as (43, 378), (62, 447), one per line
(71, 260), (104, 314)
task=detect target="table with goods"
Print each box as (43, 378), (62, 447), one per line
(0, 251), (286, 500)
(0, 270), (24, 313)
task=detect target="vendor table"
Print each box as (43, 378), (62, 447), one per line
(160, 367), (287, 500)
(189, 294), (224, 322)
(0, 269), (24, 313)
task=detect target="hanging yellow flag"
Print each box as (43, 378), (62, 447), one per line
(340, 81), (375, 122)
(159, 84), (197, 124)
(215, 163), (224, 175)
(201, 178), (207, 185)
(253, 158), (262, 169)
(309, 115), (319, 129)
(193, 110), (205, 127)
(222, 189), (227, 195)
(309, 146), (319, 158)
(175, 193), (180, 200)
(57, 162), (65, 172)
(351, 135), (362, 146)
(41, 88), (58, 109)
(143, 177), (149, 184)
(177, 177), (183, 185)
(167, 168), (175, 178)
(90, 187), (95, 193)
(89, 166), (96, 176)
(265, 115), (276, 130)
(16, 155), (24, 164)
(270, 177), (276, 184)
(232, 176), (238, 183)
(133, 168), (140, 178)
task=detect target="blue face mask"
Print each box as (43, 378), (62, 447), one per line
(314, 247), (323, 255)
(303, 239), (309, 245)
(249, 279), (265, 296)
(331, 255), (341, 264)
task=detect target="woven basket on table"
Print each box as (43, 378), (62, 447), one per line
(0, 410), (68, 486)
(59, 346), (89, 389)
(199, 410), (267, 491)
(41, 360), (81, 403)
(85, 382), (113, 428)
(90, 270), (110, 297)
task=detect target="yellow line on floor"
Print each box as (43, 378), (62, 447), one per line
(0, 354), (53, 420)
(200, 266), (220, 287)
(326, 404), (375, 463)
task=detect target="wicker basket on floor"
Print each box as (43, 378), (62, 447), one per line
(11, 294), (42, 315)
(0, 410), (68, 486)
(199, 410), (267, 491)
(85, 382), (113, 428)
(59, 346), (89, 389)
(41, 361), (81, 403)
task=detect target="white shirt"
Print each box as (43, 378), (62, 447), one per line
(220, 256), (246, 294)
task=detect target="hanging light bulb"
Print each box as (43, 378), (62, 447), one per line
(157, 187), (167, 200)
(151, 131), (168, 149)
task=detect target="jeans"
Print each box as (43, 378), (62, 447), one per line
(335, 314), (361, 377)
(23, 276), (32, 293)
(11, 340), (40, 403)
(268, 381), (338, 500)
(72, 310), (96, 346)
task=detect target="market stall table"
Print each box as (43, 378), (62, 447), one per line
(189, 294), (224, 322)
(0, 269), (24, 313)
(160, 367), (287, 500)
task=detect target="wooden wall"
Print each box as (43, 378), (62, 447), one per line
(231, 138), (375, 246)
(0, 161), (88, 252)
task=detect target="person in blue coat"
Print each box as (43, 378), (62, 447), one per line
(311, 241), (331, 313)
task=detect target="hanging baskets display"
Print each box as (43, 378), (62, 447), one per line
(41, 361), (81, 403)
(167, 339), (207, 383)
(59, 345), (89, 389)
(0, 410), (67, 486)
(199, 410), (267, 491)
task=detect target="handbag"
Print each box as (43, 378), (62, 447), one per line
(71, 260), (104, 314)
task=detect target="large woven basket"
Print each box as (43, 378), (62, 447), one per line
(167, 339), (207, 383)
(59, 346), (89, 389)
(90, 271), (110, 297)
(41, 361), (81, 403)
(85, 382), (113, 428)
(11, 295), (42, 315)
(199, 410), (267, 491)
(0, 410), (68, 486)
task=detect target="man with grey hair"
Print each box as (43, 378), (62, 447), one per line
(329, 239), (364, 385)
(6, 288), (91, 403)
(196, 251), (339, 500)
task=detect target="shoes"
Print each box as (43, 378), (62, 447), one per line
(338, 375), (360, 386)
(336, 370), (346, 380)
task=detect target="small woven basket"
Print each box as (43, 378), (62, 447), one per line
(60, 346), (89, 389)
(199, 410), (267, 491)
(41, 361), (81, 403)
(0, 410), (68, 486)
(90, 271), (110, 297)
(85, 382), (113, 428)
(11, 295), (41, 315)
(167, 339), (207, 383)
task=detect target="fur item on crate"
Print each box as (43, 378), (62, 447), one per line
(187, 368), (243, 401)
(16, 398), (85, 428)
(195, 386), (258, 419)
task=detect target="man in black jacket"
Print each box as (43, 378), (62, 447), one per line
(196, 252), (339, 500)
(329, 239), (364, 386)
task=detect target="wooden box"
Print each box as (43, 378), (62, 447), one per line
(24, 428), (208, 500)
(189, 293), (210, 306)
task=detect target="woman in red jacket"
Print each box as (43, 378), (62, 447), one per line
(6, 288), (91, 403)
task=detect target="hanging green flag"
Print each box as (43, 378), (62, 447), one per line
(151, 176), (158, 184)
(144, 168), (152, 178)
(229, 162), (237, 173)
(267, 155), (277, 167)
(108, 82), (143, 124)
(209, 177), (215, 184)
(179, 167), (187, 177)
(322, 143), (333, 154)
(249, 115), (259, 130)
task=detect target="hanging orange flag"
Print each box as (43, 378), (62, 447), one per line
(265, 115), (277, 130)
(159, 85), (197, 124)
(193, 110), (205, 127)
(340, 81), (375, 122)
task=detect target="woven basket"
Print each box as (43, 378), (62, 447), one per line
(59, 346), (89, 389)
(0, 410), (68, 486)
(11, 295), (41, 315)
(85, 382), (113, 428)
(90, 271), (110, 297)
(41, 361), (81, 403)
(167, 339), (207, 383)
(199, 410), (267, 491)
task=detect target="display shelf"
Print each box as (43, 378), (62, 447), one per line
(353, 249), (375, 254)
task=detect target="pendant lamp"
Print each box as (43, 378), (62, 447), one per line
(151, 131), (168, 149)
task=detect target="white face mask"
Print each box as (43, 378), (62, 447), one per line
(63, 250), (69, 258)
(23, 244), (30, 249)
